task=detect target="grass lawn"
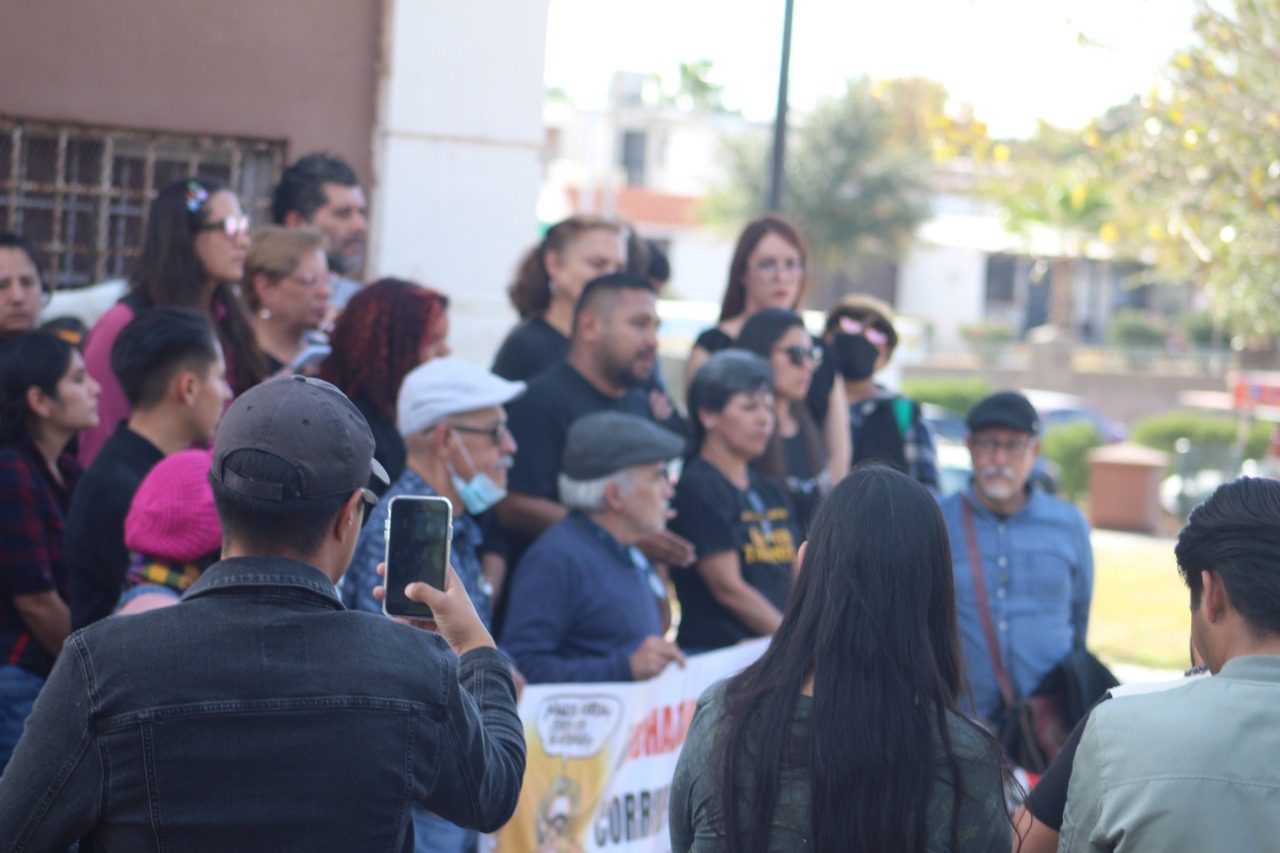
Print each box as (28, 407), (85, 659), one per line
(1089, 532), (1191, 672)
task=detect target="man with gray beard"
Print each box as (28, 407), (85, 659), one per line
(940, 390), (1094, 726)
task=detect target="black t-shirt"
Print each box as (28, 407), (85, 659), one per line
(506, 362), (656, 501)
(66, 422), (164, 628)
(670, 457), (798, 651)
(693, 326), (733, 354)
(780, 431), (823, 534)
(354, 396), (405, 497)
(491, 318), (569, 383)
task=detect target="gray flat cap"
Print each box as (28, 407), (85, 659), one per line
(561, 412), (686, 480)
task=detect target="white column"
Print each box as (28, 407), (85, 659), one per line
(368, 0), (550, 365)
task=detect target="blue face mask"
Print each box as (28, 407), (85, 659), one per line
(447, 435), (508, 514)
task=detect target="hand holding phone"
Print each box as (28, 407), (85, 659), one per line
(373, 563), (496, 657)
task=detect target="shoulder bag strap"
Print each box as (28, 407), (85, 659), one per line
(962, 497), (1017, 710)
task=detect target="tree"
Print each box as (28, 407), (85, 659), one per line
(703, 78), (931, 307)
(1103, 0), (1280, 336)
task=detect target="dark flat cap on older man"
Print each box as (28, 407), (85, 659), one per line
(561, 411), (686, 480)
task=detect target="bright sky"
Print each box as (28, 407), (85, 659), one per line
(544, 0), (1197, 138)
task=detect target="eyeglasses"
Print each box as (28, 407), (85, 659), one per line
(200, 215), (251, 239)
(838, 316), (890, 347)
(449, 421), (509, 446)
(752, 257), (804, 276)
(780, 344), (821, 367)
(970, 436), (1032, 456)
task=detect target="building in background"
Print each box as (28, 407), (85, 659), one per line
(0, 0), (549, 365)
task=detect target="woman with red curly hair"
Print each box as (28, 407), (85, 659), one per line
(319, 279), (450, 494)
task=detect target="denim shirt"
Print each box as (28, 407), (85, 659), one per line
(342, 468), (493, 629)
(941, 487), (1093, 722)
(0, 556), (525, 852)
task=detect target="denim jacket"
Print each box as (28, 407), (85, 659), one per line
(0, 556), (525, 852)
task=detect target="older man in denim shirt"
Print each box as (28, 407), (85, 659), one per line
(940, 390), (1094, 724)
(341, 357), (524, 853)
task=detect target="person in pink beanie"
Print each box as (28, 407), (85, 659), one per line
(116, 449), (222, 616)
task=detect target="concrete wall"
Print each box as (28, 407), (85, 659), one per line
(369, 0), (549, 365)
(897, 243), (986, 346)
(0, 0), (381, 182)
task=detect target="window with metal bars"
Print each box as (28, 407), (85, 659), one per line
(0, 117), (287, 290)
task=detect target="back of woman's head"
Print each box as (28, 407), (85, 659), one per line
(508, 215), (621, 319)
(132, 177), (227, 307)
(686, 349), (772, 454)
(718, 465), (975, 853)
(719, 215), (808, 322)
(0, 331), (74, 445)
(320, 278), (449, 422)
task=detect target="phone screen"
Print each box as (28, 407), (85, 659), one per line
(383, 496), (451, 619)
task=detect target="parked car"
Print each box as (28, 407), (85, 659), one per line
(1022, 389), (1128, 443)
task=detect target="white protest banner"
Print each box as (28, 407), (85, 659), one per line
(487, 638), (768, 853)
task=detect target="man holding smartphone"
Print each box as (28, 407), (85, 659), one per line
(0, 375), (525, 852)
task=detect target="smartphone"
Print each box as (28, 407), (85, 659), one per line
(382, 495), (452, 619)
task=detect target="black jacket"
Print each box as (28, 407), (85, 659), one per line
(0, 556), (525, 852)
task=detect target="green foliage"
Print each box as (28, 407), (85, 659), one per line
(702, 78), (930, 293)
(1179, 310), (1225, 348)
(959, 320), (1016, 344)
(1107, 310), (1167, 348)
(900, 377), (993, 416)
(1040, 422), (1103, 502)
(1099, 0), (1280, 336)
(1131, 410), (1271, 460)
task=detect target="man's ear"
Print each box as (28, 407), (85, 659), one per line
(602, 478), (626, 513)
(174, 370), (198, 407)
(333, 490), (366, 544)
(282, 210), (308, 230)
(1201, 569), (1229, 623)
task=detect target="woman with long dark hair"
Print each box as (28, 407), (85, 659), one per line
(491, 215), (625, 382)
(319, 278), (450, 491)
(669, 350), (800, 653)
(670, 466), (1009, 852)
(684, 215), (849, 485)
(79, 177), (261, 464)
(736, 308), (828, 532)
(0, 332), (100, 769)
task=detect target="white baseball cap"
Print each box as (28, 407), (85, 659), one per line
(396, 356), (526, 437)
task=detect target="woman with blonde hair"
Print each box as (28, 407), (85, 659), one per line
(243, 226), (331, 375)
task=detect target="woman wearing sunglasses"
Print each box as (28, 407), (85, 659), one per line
(824, 295), (939, 492)
(684, 215), (849, 488)
(670, 466), (1009, 852)
(79, 177), (262, 465)
(736, 309), (828, 533)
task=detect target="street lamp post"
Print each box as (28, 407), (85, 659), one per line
(767, 0), (795, 213)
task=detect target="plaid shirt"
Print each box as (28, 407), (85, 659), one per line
(848, 387), (940, 493)
(0, 439), (78, 676)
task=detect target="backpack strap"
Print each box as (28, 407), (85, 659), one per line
(962, 497), (1017, 710)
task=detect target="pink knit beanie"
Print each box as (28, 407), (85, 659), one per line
(124, 449), (222, 563)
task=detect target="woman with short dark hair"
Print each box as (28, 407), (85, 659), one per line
(0, 332), (100, 769)
(671, 465), (1010, 852)
(669, 350), (800, 653)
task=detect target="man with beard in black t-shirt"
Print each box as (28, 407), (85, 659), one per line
(494, 273), (691, 632)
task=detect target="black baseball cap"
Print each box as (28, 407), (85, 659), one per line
(561, 412), (685, 480)
(966, 390), (1041, 435)
(211, 375), (389, 505)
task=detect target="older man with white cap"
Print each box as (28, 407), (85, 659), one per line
(341, 356), (523, 628)
(339, 356), (524, 853)
(500, 411), (687, 684)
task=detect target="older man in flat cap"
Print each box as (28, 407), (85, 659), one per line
(500, 411), (686, 683)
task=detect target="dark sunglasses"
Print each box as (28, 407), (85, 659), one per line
(781, 344), (821, 367)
